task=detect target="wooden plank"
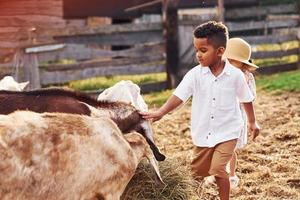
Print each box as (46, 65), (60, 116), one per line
(179, 11), (218, 22)
(54, 30), (164, 45)
(225, 3), (297, 19)
(267, 14), (299, 21)
(49, 22), (163, 37)
(0, 15), (66, 28)
(243, 34), (298, 45)
(0, 48), (16, 63)
(0, 23), (163, 48)
(217, 0), (225, 23)
(41, 57), (162, 71)
(252, 48), (299, 59)
(139, 81), (167, 94)
(179, 19), (298, 31)
(0, 0), (63, 17)
(272, 27), (300, 36)
(36, 43), (165, 62)
(25, 44), (65, 53)
(257, 62), (298, 74)
(22, 53), (41, 89)
(40, 61), (165, 85)
(226, 19), (299, 32)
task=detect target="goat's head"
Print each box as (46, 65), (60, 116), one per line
(124, 132), (164, 185)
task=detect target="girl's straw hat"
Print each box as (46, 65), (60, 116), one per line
(223, 38), (259, 70)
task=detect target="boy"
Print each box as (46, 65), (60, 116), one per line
(141, 21), (260, 200)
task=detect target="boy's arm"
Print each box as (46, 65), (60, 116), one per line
(242, 102), (260, 141)
(141, 95), (183, 122)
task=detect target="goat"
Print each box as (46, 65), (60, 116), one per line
(0, 76), (29, 91)
(0, 88), (165, 161)
(0, 111), (163, 200)
(97, 80), (157, 147)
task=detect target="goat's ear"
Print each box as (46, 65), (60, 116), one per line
(145, 149), (165, 186)
(125, 132), (164, 185)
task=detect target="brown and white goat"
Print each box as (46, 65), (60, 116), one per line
(0, 88), (165, 161)
(0, 111), (163, 200)
(97, 80), (156, 147)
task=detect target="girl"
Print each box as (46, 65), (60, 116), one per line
(225, 37), (259, 188)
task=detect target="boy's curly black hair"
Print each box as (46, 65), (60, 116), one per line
(193, 21), (229, 48)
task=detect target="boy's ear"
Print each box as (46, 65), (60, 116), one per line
(217, 46), (226, 56)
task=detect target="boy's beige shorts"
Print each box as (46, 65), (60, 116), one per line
(191, 139), (237, 179)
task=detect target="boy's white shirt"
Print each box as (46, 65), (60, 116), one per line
(173, 60), (254, 147)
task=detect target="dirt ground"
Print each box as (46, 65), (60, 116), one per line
(152, 90), (300, 200)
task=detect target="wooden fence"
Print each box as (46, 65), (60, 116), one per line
(179, 2), (300, 75)
(8, 22), (166, 91)
(1, 1), (299, 93)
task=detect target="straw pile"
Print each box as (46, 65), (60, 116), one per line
(122, 158), (200, 200)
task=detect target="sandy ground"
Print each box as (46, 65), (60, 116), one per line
(152, 91), (300, 199)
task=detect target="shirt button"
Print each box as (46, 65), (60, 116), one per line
(211, 116), (214, 119)
(214, 79), (217, 82)
(209, 133), (211, 135)
(213, 98), (216, 101)
(206, 136), (208, 139)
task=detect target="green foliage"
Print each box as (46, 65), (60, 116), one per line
(256, 69), (300, 93)
(144, 89), (173, 107)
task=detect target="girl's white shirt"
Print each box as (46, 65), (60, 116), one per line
(236, 71), (256, 149)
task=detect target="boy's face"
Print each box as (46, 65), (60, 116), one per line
(193, 37), (225, 67)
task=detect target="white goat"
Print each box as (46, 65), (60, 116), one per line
(0, 76), (29, 91)
(97, 80), (148, 111)
(0, 111), (163, 200)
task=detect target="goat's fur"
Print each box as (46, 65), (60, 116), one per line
(0, 111), (162, 200)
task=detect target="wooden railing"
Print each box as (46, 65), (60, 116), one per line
(1, 1), (299, 93)
(178, 2), (300, 75)
(6, 22), (166, 90)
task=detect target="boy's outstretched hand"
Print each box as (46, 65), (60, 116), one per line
(249, 121), (260, 141)
(140, 110), (164, 122)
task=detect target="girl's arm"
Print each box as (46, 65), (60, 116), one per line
(242, 102), (260, 141)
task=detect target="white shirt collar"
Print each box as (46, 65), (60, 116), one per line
(201, 60), (231, 76)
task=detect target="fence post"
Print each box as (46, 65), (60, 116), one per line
(163, 0), (180, 89)
(15, 50), (41, 90)
(24, 53), (41, 89)
(218, 0), (225, 23)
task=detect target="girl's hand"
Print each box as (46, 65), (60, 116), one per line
(249, 121), (260, 141)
